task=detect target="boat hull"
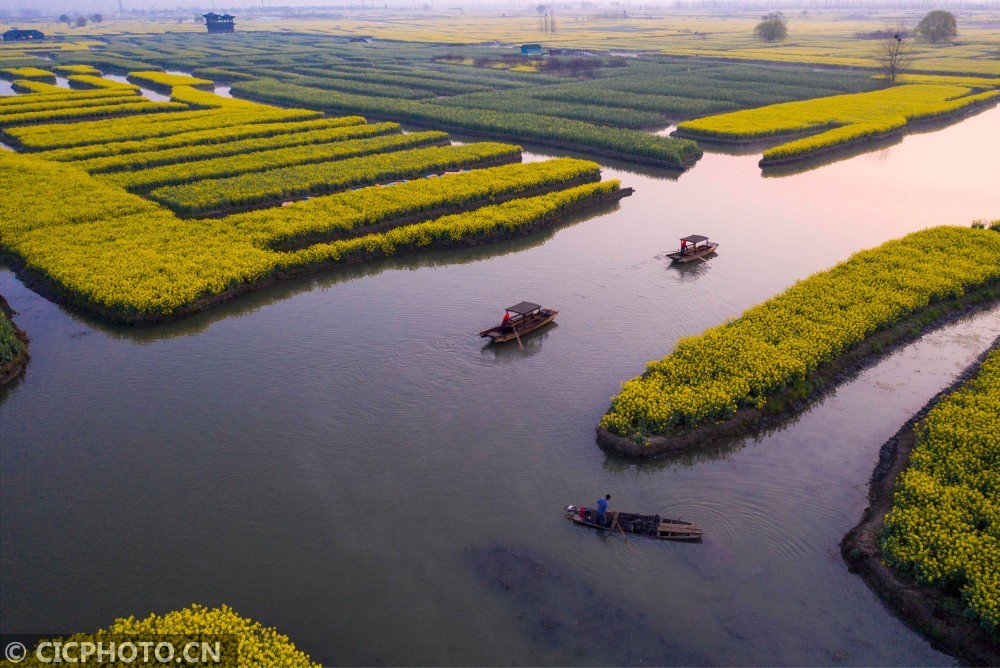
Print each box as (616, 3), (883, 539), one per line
(480, 308), (558, 343)
(564, 507), (703, 541)
(667, 242), (719, 263)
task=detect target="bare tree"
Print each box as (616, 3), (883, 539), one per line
(875, 24), (913, 85)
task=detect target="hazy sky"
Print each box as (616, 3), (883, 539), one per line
(1, 0), (984, 18)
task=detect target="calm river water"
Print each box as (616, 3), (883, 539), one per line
(2, 106), (1000, 666)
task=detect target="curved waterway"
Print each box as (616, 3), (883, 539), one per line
(2, 106), (1000, 666)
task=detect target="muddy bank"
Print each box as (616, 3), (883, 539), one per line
(465, 543), (699, 665)
(2, 186), (631, 327)
(841, 336), (1000, 667)
(0, 293), (29, 386)
(597, 283), (1000, 458)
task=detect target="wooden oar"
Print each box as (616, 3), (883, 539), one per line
(511, 320), (524, 350)
(612, 513), (634, 549)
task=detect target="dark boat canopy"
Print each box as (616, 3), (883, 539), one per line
(680, 234), (708, 243)
(506, 301), (541, 315)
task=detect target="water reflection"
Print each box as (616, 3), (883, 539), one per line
(104, 74), (171, 102)
(662, 253), (716, 281)
(761, 134), (904, 178)
(479, 324), (557, 361)
(18, 199), (623, 343)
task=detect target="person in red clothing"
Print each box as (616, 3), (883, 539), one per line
(501, 312), (511, 328)
(680, 239), (688, 255)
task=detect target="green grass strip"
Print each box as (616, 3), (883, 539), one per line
(104, 130), (449, 192)
(231, 78), (702, 168)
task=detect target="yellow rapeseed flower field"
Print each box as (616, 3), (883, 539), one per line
(882, 347), (1000, 632)
(0, 603), (319, 667)
(676, 84), (999, 162)
(600, 226), (1000, 438)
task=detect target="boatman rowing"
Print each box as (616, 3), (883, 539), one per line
(596, 494), (611, 527)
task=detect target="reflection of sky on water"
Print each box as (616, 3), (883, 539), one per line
(2, 100), (999, 668)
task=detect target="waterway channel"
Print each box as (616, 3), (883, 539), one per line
(2, 105), (999, 666)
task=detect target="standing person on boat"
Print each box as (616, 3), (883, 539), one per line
(680, 239), (688, 255)
(596, 494), (611, 527)
(501, 311), (511, 328)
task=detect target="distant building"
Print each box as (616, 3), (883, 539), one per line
(548, 48), (596, 56)
(2, 29), (45, 41)
(520, 43), (542, 55)
(348, 36), (372, 43)
(203, 13), (235, 34)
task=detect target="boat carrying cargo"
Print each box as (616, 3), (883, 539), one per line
(565, 505), (703, 541)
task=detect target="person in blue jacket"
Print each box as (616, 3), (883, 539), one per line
(596, 494), (611, 527)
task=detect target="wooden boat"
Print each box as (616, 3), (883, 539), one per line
(666, 234), (719, 263)
(479, 301), (558, 344)
(564, 504), (703, 541)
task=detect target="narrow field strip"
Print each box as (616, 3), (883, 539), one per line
(0, 94), (156, 119)
(77, 121), (400, 173)
(0, 100), (190, 128)
(0, 89), (137, 109)
(37, 116), (366, 161)
(0, 66), (55, 82)
(127, 70), (212, 89)
(147, 141), (522, 215)
(5, 107), (324, 150)
(104, 130), (449, 192)
(0, 150), (619, 322)
(67, 75), (141, 91)
(231, 78), (701, 168)
(51, 64), (101, 76)
(600, 226), (1000, 442)
(227, 157), (601, 247)
(430, 91), (664, 128)
(282, 181), (621, 270)
(168, 86), (265, 110)
(675, 84), (999, 163)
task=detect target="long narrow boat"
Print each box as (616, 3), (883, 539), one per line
(564, 504), (703, 541)
(479, 301), (558, 344)
(666, 234), (719, 263)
